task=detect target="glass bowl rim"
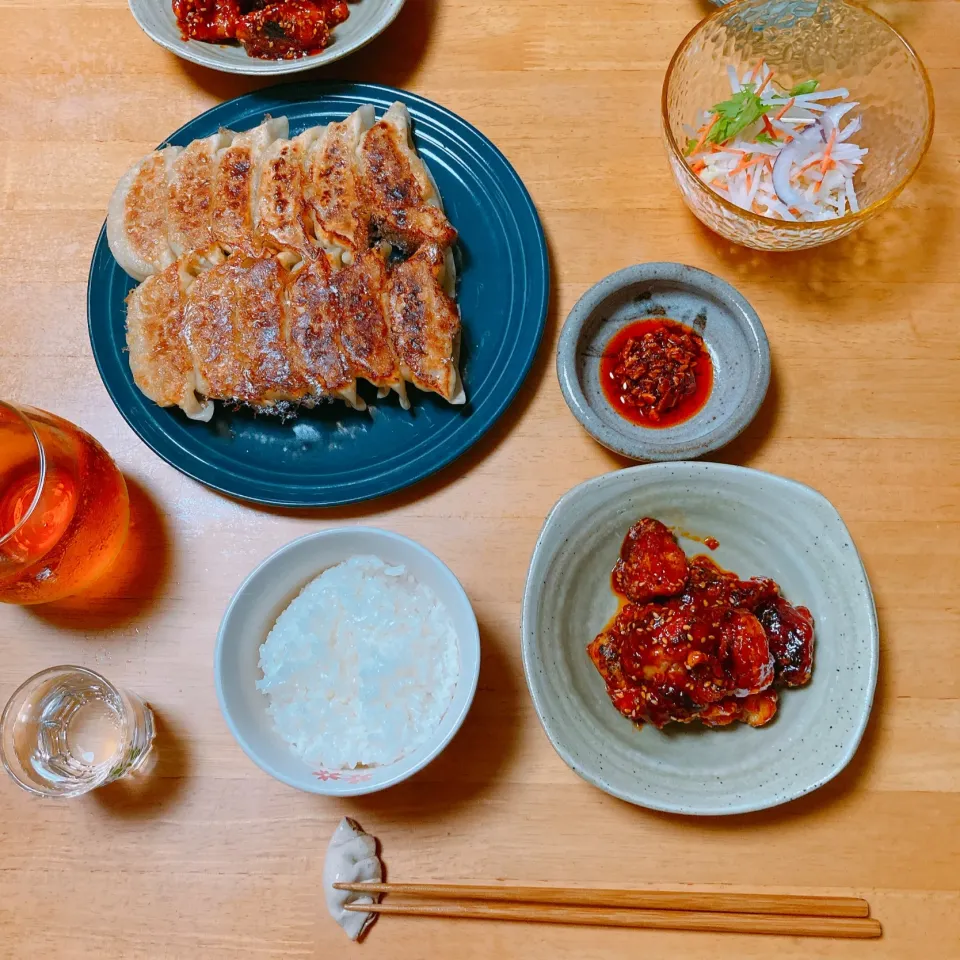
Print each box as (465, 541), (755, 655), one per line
(661, 0), (936, 233)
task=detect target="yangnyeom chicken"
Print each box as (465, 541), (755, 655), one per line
(588, 518), (814, 729)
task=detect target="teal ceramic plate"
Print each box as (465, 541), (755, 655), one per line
(88, 82), (548, 506)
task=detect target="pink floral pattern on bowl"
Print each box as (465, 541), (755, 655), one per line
(314, 769), (373, 784)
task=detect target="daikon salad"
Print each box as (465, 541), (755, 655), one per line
(684, 62), (867, 221)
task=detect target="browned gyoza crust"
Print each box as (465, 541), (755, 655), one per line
(212, 141), (258, 254)
(305, 111), (371, 256)
(131, 252), (402, 413)
(113, 105), (465, 416)
(332, 249), (406, 402)
(357, 114), (458, 252)
(126, 262), (203, 416)
(386, 243), (462, 402)
(167, 133), (232, 259)
(129, 246), (467, 415)
(256, 134), (318, 262)
(211, 119), (289, 255)
(285, 255), (359, 404)
(183, 256), (308, 407)
(124, 152), (176, 269)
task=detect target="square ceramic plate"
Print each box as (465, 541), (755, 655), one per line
(128, 0), (405, 75)
(521, 462), (878, 815)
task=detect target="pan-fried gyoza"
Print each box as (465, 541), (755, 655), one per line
(108, 104), (464, 420)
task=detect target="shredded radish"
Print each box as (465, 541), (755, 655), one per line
(685, 64), (867, 222)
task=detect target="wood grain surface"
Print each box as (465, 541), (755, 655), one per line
(0, 1), (957, 958)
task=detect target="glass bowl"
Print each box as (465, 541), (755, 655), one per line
(662, 0), (934, 251)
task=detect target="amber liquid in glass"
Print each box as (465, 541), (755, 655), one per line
(0, 409), (129, 604)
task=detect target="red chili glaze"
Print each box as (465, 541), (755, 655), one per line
(173, 0), (349, 59)
(587, 520), (815, 730)
(600, 318), (713, 429)
(756, 596), (815, 687)
(612, 518), (688, 603)
(588, 596), (775, 728)
(675, 529), (721, 551)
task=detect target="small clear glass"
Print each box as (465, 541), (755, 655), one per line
(1, 666), (155, 798)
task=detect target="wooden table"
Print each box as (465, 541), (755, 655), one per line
(1, 0), (957, 956)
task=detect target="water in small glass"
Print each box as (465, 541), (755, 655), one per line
(1, 666), (154, 797)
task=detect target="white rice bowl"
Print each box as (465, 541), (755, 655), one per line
(214, 527), (480, 796)
(258, 555), (460, 770)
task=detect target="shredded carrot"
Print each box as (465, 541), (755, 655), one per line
(774, 98), (795, 121)
(815, 158), (837, 191)
(692, 114), (718, 155)
(683, 63), (864, 223)
(796, 154), (825, 176)
(820, 128), (837, 174)
(731, 155), (768, 176)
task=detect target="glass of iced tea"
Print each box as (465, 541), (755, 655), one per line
(0, 402), (129, 605)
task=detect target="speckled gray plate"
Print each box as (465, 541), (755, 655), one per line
(521, 462), (878, 816)
(557, 263), (770, 461)
(128, 0), (405, 76)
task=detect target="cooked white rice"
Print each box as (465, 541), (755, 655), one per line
(257, 555), (460, 770)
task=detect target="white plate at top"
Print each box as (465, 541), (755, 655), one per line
(128, 0), (406, 75)
(521, 462), (879, 816)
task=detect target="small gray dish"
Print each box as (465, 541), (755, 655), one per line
(557, 263), (770, 461)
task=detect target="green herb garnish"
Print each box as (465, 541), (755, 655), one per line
(685, 137), (698, 156)
(704, 88), (773, 146)
(756, 132), (779, 145)
(789, 79), (819, 97)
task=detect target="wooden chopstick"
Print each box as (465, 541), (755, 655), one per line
(334, 882), (869, 918)
(344, 901), (882, 939)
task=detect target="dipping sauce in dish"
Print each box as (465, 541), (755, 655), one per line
(600, 318), (713, 428)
